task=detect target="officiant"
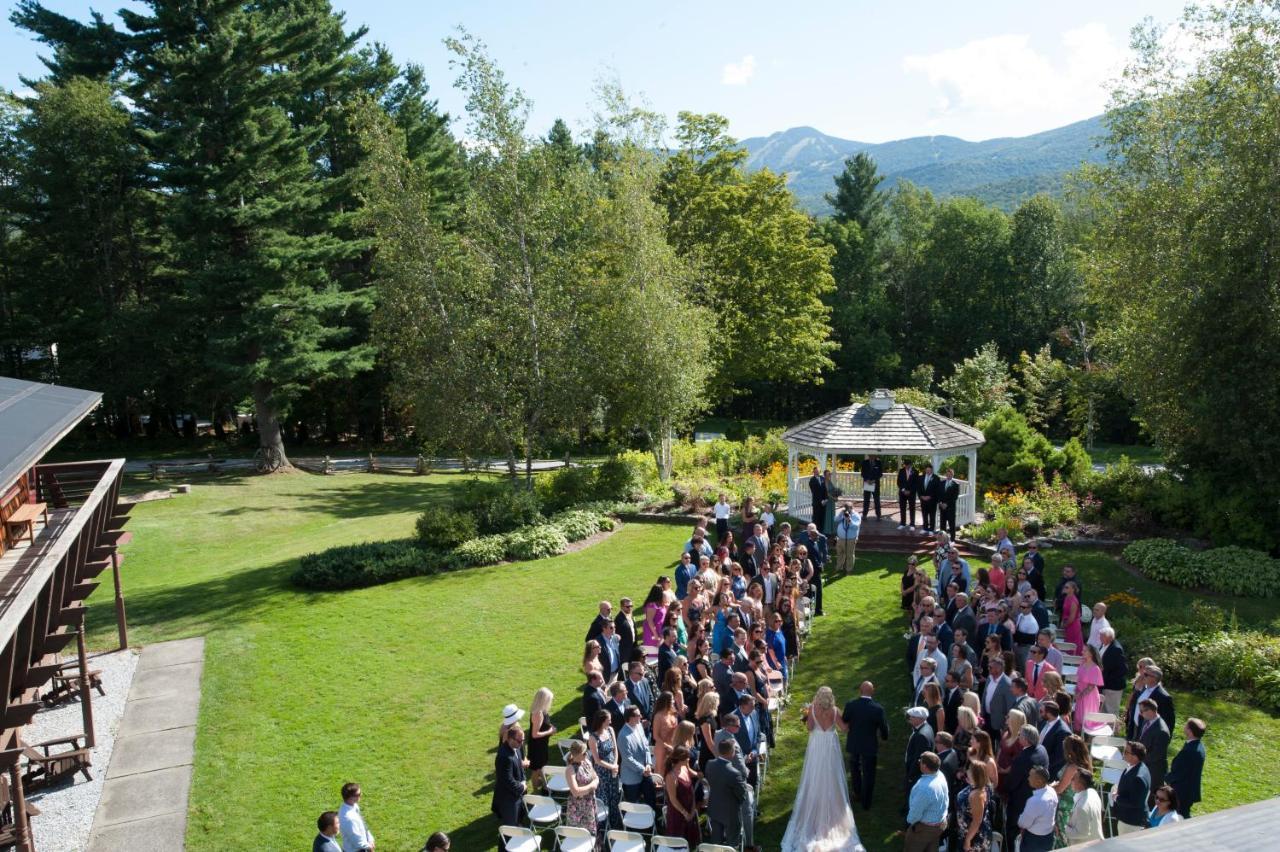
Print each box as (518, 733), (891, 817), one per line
(861, 454), (883, 522)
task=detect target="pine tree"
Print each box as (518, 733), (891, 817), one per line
(118, 0), (374, 466)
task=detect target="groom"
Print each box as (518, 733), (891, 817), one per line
(842, 681), (889, 810)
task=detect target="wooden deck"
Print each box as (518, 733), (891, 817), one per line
(0, 507), (76, 631)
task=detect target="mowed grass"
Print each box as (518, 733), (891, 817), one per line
(87, 473), (1280, 851)
(88, 471), (689, 850)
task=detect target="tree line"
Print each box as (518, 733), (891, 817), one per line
(0, 1), (1277, 545)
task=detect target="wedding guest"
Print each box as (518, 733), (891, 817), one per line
(313, 811), (340, 852)
(1166, 717), (1207, 818)
(588, 710), (622, 829)
(1051, 735), (1090, 846)
(526, 687), (556, 793)
(1064, 769), (1104, 844)
(583, 639), (604, 681)
(996, 709), (1027, 797)
(563, 740), (600, 840)
(957, 762), (995, 852)
(642, 584), (667, 647)
(421, 832), (450, 852)
(1017, 766), (1057, 852)
(1087, 602), (1112, 652)
(968, 730), (999, 795)
(1112, 742), (1152, 835)
(1148, 784), (1184, 828)
(713, 493), (733, 544)
(619, 706), (659, 808)
(1060, 580), (1084, 655)
(663, 746), (701, 846)
(1005, 727), (1047, 845)
(491, 729), (526, 845)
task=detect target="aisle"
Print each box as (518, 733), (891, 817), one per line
(754, 552), (914, 852)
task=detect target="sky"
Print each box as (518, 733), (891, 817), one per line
(0, 0), (1195, 144)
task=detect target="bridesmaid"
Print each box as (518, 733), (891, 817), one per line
(1060, 579), (1085, 655)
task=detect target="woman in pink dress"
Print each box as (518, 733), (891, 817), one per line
(1074, 644), (1106, 733)
(1061, 580), (1084, 655)
(641, 584), (667, 647)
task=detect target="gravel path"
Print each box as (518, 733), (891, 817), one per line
(26, 649), (139, 852)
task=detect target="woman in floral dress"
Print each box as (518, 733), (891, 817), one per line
(587, 711), (621, 830)
(957, 763), (995, 851)
(564, 740), (600, 843)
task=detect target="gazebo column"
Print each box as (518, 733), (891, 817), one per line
(968, 449), (979, 525)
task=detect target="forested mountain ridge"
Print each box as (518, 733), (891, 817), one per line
(740, 116), (1107, 213)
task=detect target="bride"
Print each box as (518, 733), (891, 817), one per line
(781, 686), (866, 852)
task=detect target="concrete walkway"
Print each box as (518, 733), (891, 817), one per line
(86, 637), (204, 852)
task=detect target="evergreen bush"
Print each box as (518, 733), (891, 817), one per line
(414, 508), (478, 550)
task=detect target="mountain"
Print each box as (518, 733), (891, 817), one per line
(740, 116), (1107, 214)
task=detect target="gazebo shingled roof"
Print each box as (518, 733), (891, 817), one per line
(781, 402), (984, 454)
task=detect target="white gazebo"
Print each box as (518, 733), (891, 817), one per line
(782, 389), (986, 526)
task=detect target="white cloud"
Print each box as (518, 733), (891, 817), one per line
(902, 24), (1126, 135)
(722, 54), (757, 86)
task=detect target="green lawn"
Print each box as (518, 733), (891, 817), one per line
(1080, 441), (1164, 467)
(93, 474), (1280, 851)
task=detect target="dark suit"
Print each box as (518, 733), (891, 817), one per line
(1041, 718), (1070, 777)
(605, 698), (628, 734)
(1005, 744), (1048, 843)
(793, 530), (826, 614)
(1112, 762), (1152, 829)
(625, 676), (652, 720)
(657, 643), (678, 685)
(1012, 694), (1039, 728)
(943, 687), (965, 734)
(491, 743), (526, 830)
(843, 696), (890, 809)
(1126, 684), (1176, 740)
(1101, 641), (1127, 693)
(582, 684), (607, 723)
(705, 755), (749, 845)
(897, 467), (920, 526)
(1138, 716), (1172, 796)
(809, 473), (828, 530)
(939, 477), (961, 538)
(1166, 738), (1205, 817)
(951, 607), (977, 649)
(977, 621), (1012, 653)
(904, 723), (935, 797)
(615, 612), (636, 665)
(586, 613), (610, 644)
(919, 473), (942, 531)
(938, 748), (961, 840)
(861, 457), (884, 518)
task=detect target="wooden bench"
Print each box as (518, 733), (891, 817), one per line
(4, 502), (47, 547)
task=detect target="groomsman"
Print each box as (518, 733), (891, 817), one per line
(897, 460), (921, 530)
(809, 467), (829, 532)
(918, 464), (941, 532)
(861, 454), (884, 521)
(939, 467), (961, 539)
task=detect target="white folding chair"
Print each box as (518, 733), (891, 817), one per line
(609, 829), (648, 852)
(544, 766), (571, 797)
(1084, 712), (1117, 739)
(499, 825), (541, 852)
(578, 717), (589, 738)
(1100, 757), (1127, 788)
(990, 832), (1004, 852)
(557, 738), (577, 760)
(1063, 682), (1077, 696)
(1062, 654), (1084, 665)
(651, 836), (690, 852)
(524, 794), (562, 833)
(619, 801), (655, 834)
(1090, 734), (1125, 763)
(1054, 640), (1075, 653)
(696, 845), (736, 852)
(555, 825), (595, 852)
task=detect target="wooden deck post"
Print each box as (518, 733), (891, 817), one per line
(112, 548), (129, 650)
(76, 617), (96, 748)
(9, 764), (31, 852)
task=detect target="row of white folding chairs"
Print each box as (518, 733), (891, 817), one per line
(501, 825), (735, 852)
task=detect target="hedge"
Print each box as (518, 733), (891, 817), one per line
(415, 508), (478, 550)
(1122, 538), (1280, 597)
(294, 507), (619, 591)
(1137, 624), (1280, 712)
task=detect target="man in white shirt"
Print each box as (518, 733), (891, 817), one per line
(1017, 766), (1058, 852)
(1065, 769), (1105, 844)
(1087, 602), (1112, 652)
(713, 494), (732, 544)
(912, 635), (948, 687)
(338, 782), (375, 852)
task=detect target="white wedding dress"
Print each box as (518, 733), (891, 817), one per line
(780, 716), (866, 852)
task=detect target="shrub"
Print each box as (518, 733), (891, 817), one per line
(1057, 438), (1093, 491)
(450, 533), (510, 568)
(1123, 538), (1280, 597)
(550, 509), (614, 542)
(454, 479), (542, 534)
(594, 454), (651, 502)
(292, 540), (441, 590)
(739, 430), (788, 472)
(414, 508), (477, 550)
(505, 524), (569, 560)
(536, 466), (599, 514)
(1123, 538), (1201, 587)
(1138, 624), (1280, 711)
(979, 408), (1056, 489)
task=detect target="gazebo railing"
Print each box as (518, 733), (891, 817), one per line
(787, 473), (975, 528)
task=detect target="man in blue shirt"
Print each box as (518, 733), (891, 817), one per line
(834, 502), (862, 575)
(619, 706), (659, 808)
(905, 751), (949, 851)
